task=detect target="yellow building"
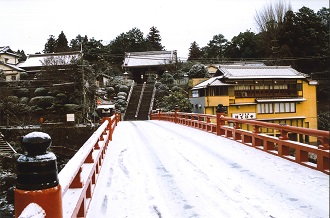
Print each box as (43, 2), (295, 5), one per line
(189, 65), (318, 134)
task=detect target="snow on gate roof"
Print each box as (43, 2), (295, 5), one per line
(123, 50), (177, 68)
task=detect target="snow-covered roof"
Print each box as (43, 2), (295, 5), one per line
(192, 66), (307, 90)
(0, 62), (25, 72)
(123, 50), (177, 67)
(222, 62), (266, 67)
(192, 76), (233, 90)
(18, 51), (81, 68)
(0, 46), (19, 57)
(0, 46), (12, 53)
(208, 62), (266, 68)
(219, 66), (307, 79)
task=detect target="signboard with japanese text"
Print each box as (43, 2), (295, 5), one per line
(66, 114), (75, 122)
(232, 112), (256, 120)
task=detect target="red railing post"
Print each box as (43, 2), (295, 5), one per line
(318, 136), (329, 150)
(233, 122), (241, 141)
(174, 105), (179, 124)
(15, 132), (63, 218)
(70, 167), (83, 188)
(216, 104), (226, 136)
(198, 116), (202, 129)
(216, 113), (225, 136)
(253, 125), (260, 134)
(279, 124), (290, 140)
(206, 117), (211, 131)
(108, 117), (113, 141)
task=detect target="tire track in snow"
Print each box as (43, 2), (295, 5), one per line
(132, 121), (199, 218)
(142, 121), (263, 216)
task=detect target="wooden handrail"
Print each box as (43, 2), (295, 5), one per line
(150, 111), (330, 174)
(58, 120), (108, 196)
(220, 116), (329, 141)
(59, 113), (120, 217)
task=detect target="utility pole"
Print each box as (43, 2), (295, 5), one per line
(79, 42), (86, 124)
(82, 62), (86, 122)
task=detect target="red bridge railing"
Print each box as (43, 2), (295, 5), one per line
(59, 113), (120, 217)
(150, 111), (330, 175)
(15, 113), (120, 218)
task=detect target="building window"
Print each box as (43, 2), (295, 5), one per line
(274, 84), (288, 89)
(275, 102), (296, 113)
(199, 89), (205, 97)
(297, 83), (302, 91)
(220, 87), (228, 96)
(257, 103), (273, 114)
(192, 90), (199, 97)
(11, 75), (17, 81)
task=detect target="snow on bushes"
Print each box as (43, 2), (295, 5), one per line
(15, 88), (29, 97)
(63, 104), (80, 113)
(118, 85), (129, 92)
(34, 87), (48, 96)
(29, 96), (55, 108)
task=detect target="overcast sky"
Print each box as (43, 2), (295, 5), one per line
(1, 0), (328, 59)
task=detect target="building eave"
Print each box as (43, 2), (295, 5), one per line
(255, 98), (306, 103)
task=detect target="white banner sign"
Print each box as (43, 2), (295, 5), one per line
(67, 114), (75, 122)
(232, 113), (256, 120)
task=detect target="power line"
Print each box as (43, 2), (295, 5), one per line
(82, 50), (329, 62)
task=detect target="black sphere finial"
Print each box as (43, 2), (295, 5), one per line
(216, 104), (225, 113)
(21, 132), (52, 155)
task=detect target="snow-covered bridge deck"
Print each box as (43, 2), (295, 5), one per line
(86, 120), (329, 218)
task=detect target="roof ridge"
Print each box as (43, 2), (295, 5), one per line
(126, 50), (173, 56)
(28, 51), (81, 57)
(220, 65), (291, 69)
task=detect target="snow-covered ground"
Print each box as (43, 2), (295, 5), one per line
(86, 120), (329, 218)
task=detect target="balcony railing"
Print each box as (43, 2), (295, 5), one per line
(235, 89), (299, 98)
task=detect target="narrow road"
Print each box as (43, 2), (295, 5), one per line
(87, 120), (329, 218)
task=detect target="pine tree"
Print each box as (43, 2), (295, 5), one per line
(55, 31), (69, 52)
(16, 50), (27, 62)
(188, 41), (203, 61)
(203, 34), (228, 62)
(43, 35), (56, 53)
(146, 26), (164, 51)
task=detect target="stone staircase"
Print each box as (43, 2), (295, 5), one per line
(124, 83), (154, 121)
(124, 85), (143, 120)
(0, 132), (16, 154)
(137, 84), (154, 120)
